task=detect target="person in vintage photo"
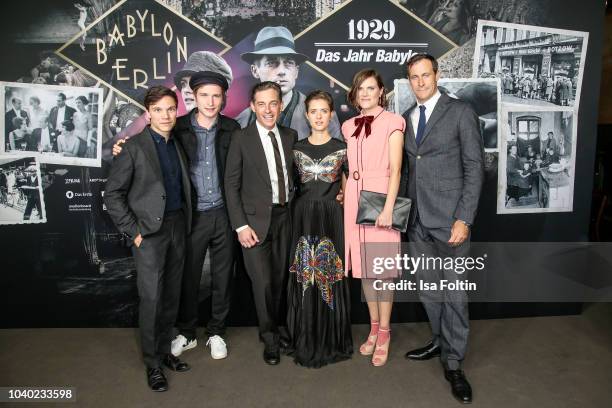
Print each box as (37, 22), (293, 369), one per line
(5, 97), (30, 149)
(237, 26), (342, 140)
(49, 92), (77, 145)
(0, 158), (46, 225)
(501, 110), (574, 212)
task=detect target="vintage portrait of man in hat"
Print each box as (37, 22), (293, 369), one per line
(236, 26), (342, 140)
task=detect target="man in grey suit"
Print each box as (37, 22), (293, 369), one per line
(400, 54), (484, 404)
(104, 86), (192, 392)
(225, 81), (297, 365)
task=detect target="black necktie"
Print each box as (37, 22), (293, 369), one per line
(268, 131), (286, 204)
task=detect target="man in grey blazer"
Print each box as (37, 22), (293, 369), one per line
(104, 86), (192, 392)
(225, 81), (297, 365)
(400, 54), (484, 404)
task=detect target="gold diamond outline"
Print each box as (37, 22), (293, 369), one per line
(294, 0), (459, 92)
(55, 0), (232, 110)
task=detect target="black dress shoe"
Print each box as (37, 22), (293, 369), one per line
(263, 344), (280, 365)
(147, 368), (168, 392)
(445, 369), (472, 404)
(162, 354), (190, 372)
(279, 335), (291, 353)
(404, 342), (441, 360)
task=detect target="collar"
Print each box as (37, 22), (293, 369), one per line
(416, 90), (441, 113)
(255, 120), (279, 138)
(148, 127), (172, 144)
(359, 105), (384, 118)
(190, 109), (218, 131)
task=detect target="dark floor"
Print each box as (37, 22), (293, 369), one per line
(1, 303), (611, 408)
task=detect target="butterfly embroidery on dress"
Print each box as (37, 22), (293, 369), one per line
(289, 236), (344, 309)
(293, 149), (346, 184)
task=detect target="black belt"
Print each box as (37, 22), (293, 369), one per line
(272, 203), (288, 208)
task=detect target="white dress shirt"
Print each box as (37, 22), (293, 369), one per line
(236, 121), (290, 233)
(410, 90), (442, 138)
(55, 106), (66, 130)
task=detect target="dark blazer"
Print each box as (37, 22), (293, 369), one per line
(400, 94), (484, 228)
(48, 105), (76, 129)
(224, 121), (298, 240)
(104, 128), (192, 242)
(5, 109), (30, 134)
(173, 109), (240, 207)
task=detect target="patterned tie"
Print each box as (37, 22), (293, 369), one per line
(415, 105), (427, 146)
(268, 131), (286, 204)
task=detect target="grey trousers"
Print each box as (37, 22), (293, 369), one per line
(407, 215), (470, 370)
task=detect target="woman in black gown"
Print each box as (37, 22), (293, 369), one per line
(286, 91), (353, 367)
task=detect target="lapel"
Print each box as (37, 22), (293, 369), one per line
(138, 128), (163, 180)
(174, 137), (191, 203)
(179, 110), (198, 162)
(278, 126), (294, 189)
(404, 105), (417, 152)
(419, 94), (451, 147)
(246, 122), (272, 188)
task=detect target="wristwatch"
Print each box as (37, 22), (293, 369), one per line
(458, 219), (471, 228)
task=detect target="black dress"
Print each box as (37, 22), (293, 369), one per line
(286, 137), (353, 368)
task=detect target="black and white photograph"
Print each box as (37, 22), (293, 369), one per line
(438, 77), (500, 150)
(1, 82), (103, 167)
(0, 157), (46, 225)
(473, 20), (589, 109)
(392, 77), (500, 151)
(498, 108), (575, 214)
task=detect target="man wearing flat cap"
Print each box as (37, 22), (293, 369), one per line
(114, 63), (240, 360)
(236, 26), (342, 141)
(174, 51), (234, 113)
(170, 70), (240, 361)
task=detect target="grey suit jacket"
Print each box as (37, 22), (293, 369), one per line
(224, 122), (297, 240)
(400, 94), (484, 229)
(104, 128), (192, 242)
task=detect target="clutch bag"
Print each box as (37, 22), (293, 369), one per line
(356, 190), (412, 233)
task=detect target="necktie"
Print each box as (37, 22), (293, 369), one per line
(268, 131), (286, 204)
(415, 105), (426, 146)
(351, 115), (374, 138)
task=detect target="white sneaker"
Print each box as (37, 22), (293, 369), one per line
(171, 334), (197, 357)
(206, 335), (227, 360)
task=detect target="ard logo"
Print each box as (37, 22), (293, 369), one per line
(57, 0), (229, 108)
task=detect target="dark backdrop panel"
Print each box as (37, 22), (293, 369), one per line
(0, 0), (605, 328)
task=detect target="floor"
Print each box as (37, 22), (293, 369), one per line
(1, 303), (611, 408)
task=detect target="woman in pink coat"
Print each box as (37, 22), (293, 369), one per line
(342, 69), (405, 366)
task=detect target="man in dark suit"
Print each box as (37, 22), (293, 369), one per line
(104, 86), (192, 392)
(21, 165), (42, 220)
(48, 93), (76, 151)
(224, 81), (297, 365)
(5, 97), (30, 150)
(400, 54), (484, 404)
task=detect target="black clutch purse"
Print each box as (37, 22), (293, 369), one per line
(356, 190), (412, 233)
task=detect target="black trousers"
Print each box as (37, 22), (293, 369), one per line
(132, 211), (186, 369)
(23, 191), (41, 220)
(241, 206), (290, 345)
(177, 206), (235, 339)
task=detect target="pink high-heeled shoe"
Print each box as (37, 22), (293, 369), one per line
(372, 327), (390, 366)
(359, 320), (379, 355)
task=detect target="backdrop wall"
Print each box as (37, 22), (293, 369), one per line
(0, 0), (605, 328)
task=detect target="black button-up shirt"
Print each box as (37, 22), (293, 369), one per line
(149, 128), (183, 213)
